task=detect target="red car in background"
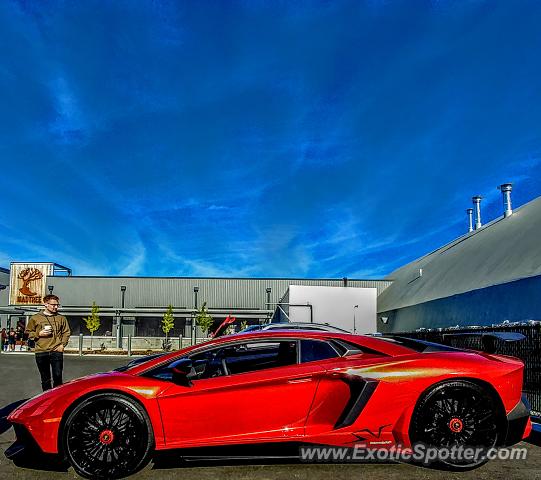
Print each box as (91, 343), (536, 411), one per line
(5, 331), (532, 479)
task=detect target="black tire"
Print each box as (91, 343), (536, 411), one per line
(62, 393), (154, 479)
(409, 380), (501, 470)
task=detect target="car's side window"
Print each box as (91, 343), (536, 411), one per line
(222, 341), (298, 375)
(143, 349), (227, 382)
(188, 349), (227, 380)
(142, 340), (299, 382)
(300, 340), (339, 363)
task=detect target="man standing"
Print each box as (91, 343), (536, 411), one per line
(25, 294), (71, 391)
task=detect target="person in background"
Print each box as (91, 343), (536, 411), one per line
(0, 328), (7, 352)
(16, 325), (25, 351)
(25, 295), (71, 391)
(8, 329), (16, 351)
(27, 334), (35, 351)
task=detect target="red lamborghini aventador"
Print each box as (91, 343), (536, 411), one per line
(5, 331), (532, 479)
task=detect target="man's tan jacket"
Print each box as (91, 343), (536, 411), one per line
(25, 312), (71, 353)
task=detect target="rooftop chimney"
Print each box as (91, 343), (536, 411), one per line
(466, 208), (474, 232)
(498, 183), (513, 218)
(472, 196), (482, 229)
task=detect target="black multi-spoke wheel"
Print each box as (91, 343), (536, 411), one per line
(409, 380), (502, 470)
(62, 393), (153, 479)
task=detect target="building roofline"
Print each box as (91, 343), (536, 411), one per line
(47, 275), (390, 282)
(384, 194), (538, 280)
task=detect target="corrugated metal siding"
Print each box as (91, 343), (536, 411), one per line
(378, 274), (541, 332)
(46, 277), (392, 310)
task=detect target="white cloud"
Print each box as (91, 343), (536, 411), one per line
(48, 75), (88, 143)
(118, 243), (146, 276)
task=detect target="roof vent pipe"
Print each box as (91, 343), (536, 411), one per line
(466, 208), (474, 232)
(498, 183), (513, 218)
(472, 196), (482, 230)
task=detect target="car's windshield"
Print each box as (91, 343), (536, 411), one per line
(239, 325), (262, 333)
(114, 352), (168, 372)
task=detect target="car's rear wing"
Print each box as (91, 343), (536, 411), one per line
(442, 331), (526, 354)
(375, 332), (526, 354)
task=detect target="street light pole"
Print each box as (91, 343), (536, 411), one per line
(353, 305), (359, 334)
(115, 309), (121, 348)
(265, 287), (271, 322)
(117, 286), (126, 349)
(192, 287), (199, 344)
(193, 286), (199, 310)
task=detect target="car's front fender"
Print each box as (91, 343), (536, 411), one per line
(8, 372), (167, 453)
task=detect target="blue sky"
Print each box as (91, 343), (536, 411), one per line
(1, 0), (540, 278)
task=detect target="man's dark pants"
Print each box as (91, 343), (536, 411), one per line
(35, 351), (64, 391)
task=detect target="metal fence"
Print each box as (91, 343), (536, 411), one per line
(396, 323), (541, 419)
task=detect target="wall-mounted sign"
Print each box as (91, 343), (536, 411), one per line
(9, 263), (54, 305)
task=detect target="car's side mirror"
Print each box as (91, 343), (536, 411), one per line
(170, 358), (193, 387)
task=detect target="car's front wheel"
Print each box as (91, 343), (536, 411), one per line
(409, 380), (502, 470)
(62, 393), (154, 479)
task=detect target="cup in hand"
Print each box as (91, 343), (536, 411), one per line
(43, 325), (53, 335)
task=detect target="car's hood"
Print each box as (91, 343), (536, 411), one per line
(8, 371), (130, 420)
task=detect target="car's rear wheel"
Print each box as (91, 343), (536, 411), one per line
(62, 393), (153, 479)
(409, 380), (501, 470)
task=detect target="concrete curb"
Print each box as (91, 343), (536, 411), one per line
(0, 351), (146, 358)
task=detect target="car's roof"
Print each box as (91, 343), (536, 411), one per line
(225, 331), (414, 354)
(260, 323), (349, 333)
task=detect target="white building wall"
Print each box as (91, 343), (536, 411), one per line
(287, 285), (377, 333)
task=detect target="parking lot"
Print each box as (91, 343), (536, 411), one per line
(0, 353), (539, 480)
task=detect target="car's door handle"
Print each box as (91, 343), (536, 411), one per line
(287, 376), (313, 384)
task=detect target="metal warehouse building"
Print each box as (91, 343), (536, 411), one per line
(2, 186), (540, 340)
(378, 191), (541, 332)
(0, 274), (390, 340)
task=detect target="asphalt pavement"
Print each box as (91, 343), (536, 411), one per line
(0, 352), (539, 480)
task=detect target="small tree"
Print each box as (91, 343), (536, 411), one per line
(84, 302), (101, 348)
(195, 302), (213, 335)
(240, 320), (248, 331)
(162, 304), (175, 341)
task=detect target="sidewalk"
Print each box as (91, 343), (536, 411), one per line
(0, 350), (148, 358)
(0, 350), (33, 355)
